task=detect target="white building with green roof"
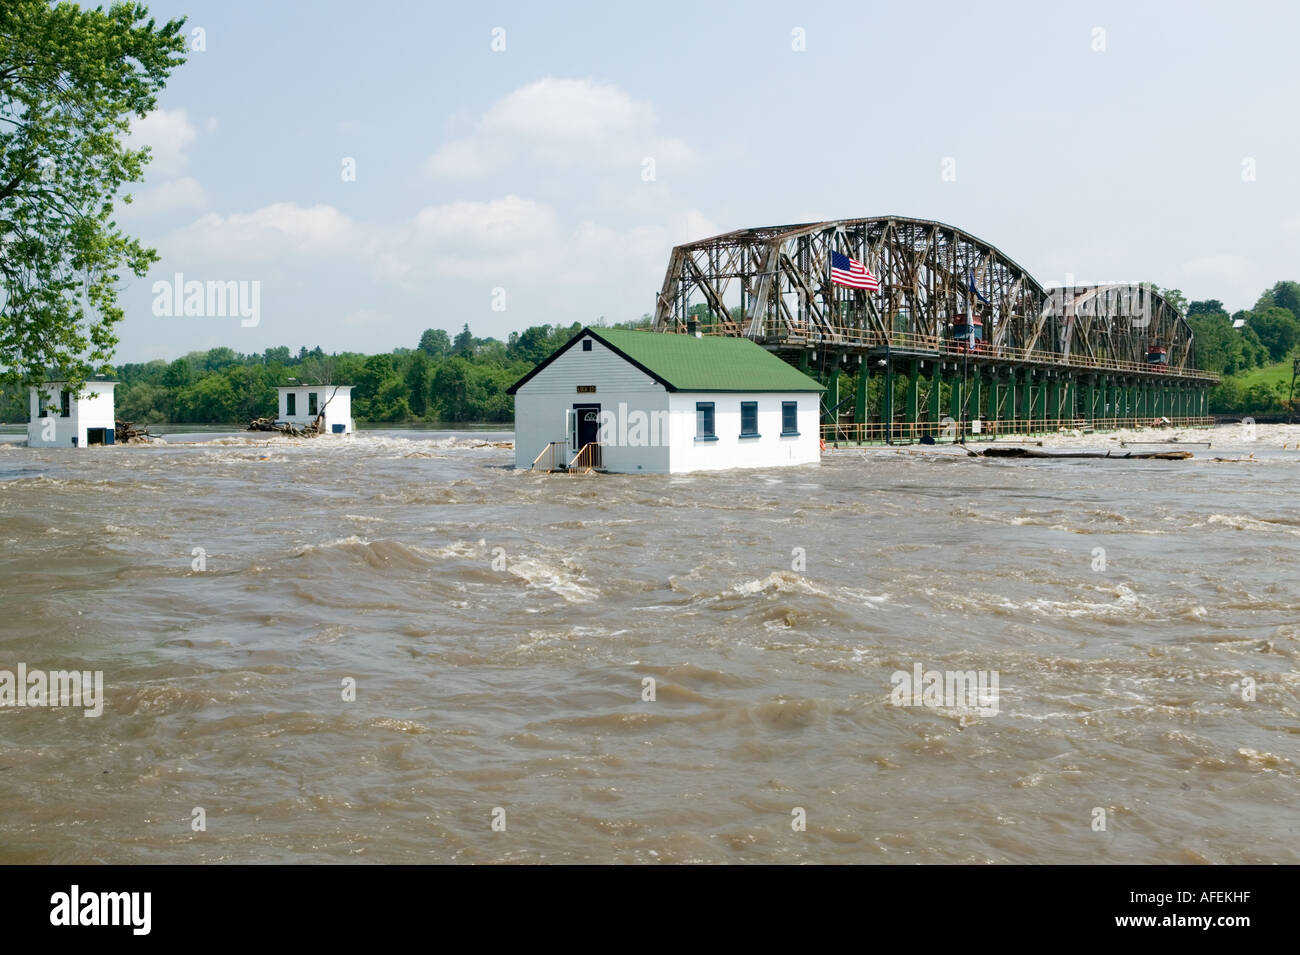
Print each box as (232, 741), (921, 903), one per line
(507, 327), (825, 474)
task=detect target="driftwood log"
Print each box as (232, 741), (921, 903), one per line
(246, 413), (326, 437)
(975, 447), (1193, 460)
(114, 419), (154, 444)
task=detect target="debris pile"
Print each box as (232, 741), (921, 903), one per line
(114, 419), (156, 444)
(246, 414), (325, 437)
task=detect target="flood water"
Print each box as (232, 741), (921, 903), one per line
(0, 425), (1297, 863)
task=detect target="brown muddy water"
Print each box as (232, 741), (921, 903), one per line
(0, 425), (1297, 864)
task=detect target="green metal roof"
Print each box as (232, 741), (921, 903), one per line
(585, 328), (824, 392)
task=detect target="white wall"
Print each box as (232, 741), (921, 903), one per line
(514, 335), (671, 473)
(278, 386), (354, 433)
(666, 392), (820, 473)
(27, 382), (116, 448)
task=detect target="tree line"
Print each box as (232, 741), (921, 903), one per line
(1181, 281), (1300, 413)
(3, 281), (1300, 427)
(0, 320), (650, 426)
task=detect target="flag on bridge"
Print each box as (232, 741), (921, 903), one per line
(967, 270), (990, 304)
(830, 250), (879, 291)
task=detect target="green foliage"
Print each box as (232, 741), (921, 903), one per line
(1245, 306), (1300, 363)
(417, 328), (450, 358)
(77, 324), (534, 425)
(0, 0), (188, 395)
(1254, 281), (1300, 317)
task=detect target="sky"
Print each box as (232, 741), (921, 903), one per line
(114, 0), (1300, 362)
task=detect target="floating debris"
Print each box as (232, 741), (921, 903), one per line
(975, 447), (1193, 460)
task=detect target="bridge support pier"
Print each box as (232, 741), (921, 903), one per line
(927, 361), (941, 438)
(854, 361), (868, 435)
(982, 369), (993, 428)
(905, 360), (920, 441)
(882, 359), (894, 444)
(1020, 368), (1032, 430)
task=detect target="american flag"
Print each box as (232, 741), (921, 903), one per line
(830, 250), (879, 290)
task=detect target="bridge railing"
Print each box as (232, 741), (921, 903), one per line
(820, 417), (1216, 445)
(669, 321), (1217, 381)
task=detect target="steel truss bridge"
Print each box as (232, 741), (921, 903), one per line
(652, 216), (1217, 443)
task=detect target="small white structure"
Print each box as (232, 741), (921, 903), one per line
(508, 327), (824, 474)
(27, 380), (117, 448)
(276, 384), (354, 434)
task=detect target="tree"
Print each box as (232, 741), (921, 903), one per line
(431, 357), (470, 421)
(1247, 306), (1300, 363)
(1187, 299), (1225, 316)
(203, 347), (237, 371)
(404, 351), (430, 416)
(1187, 311), (1242, 375)
(453, 323), (474, 356)
(161, 357), (192, 389)
(1255, 281), (1300, 318)
(0, 1), (187, 394)
(417, 328), (450, 358)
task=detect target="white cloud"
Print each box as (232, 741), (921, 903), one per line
(160, 202), (363, 265)
(122, 176), (208, 219)
(414, 195), (558, 248)
(128, 108), (198, 179)
(425, 77), (691, 179)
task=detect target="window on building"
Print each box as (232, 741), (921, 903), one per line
(308, 393), (318, 415)
(781, 401), (799, 435)
(582, 339), (593, 351)
(286, 393), (296, 415)
(740, 401), (759, 437)
(695, 402), (716, 440)
(60, 390), (70, 418)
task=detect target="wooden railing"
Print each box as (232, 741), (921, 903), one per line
(567, 442), (603, 472)
(530, 441), (564, 471)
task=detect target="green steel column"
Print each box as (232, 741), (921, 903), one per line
(854, 362), (868, 427)
(883, 359), (894, 444)
(1049, 377), (1062, 426)
(906, 359), (920, 440)
(799, 349), (811, 374)
(1020, 368), (1032, 430)
(969, 372), (981, 428)
(949, 365), (962, 428)
(1084, 376), (1095, 423)
(1129, 381), (1138, 422)
(927, 361), (941, 437)
(827, 363), (840, 429)
(987, 370), (999, 425)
